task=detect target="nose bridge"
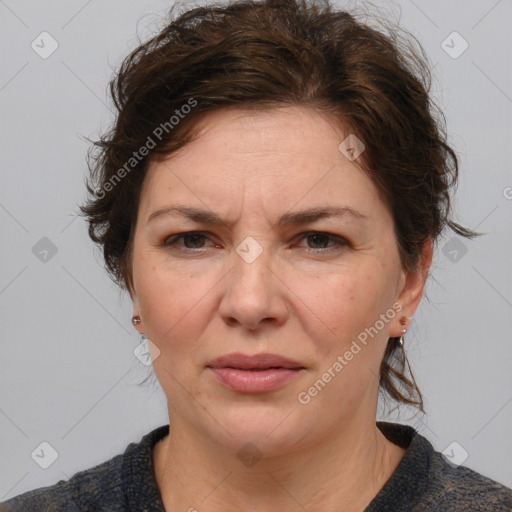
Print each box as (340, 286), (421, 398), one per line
(231, 235), (272, 294)
(219, 235), (286, 329)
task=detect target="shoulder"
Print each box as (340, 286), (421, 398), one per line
(374, 421), (512, 512)
(0, 425), (170, 512)
(0, 453), (125, 512)
(426, 450), (512, 511)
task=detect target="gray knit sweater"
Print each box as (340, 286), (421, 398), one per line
(1, 422), (511, 511)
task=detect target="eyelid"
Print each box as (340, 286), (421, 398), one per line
(164, 231), (216, 248)
(163, 230), (348, 252)
(293, 231), (348, 250)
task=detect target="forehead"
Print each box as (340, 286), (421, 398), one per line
(139, 106), (385, 221)
(183, 105), (346, 147)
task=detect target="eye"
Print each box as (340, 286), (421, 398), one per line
(162, 230), (347, 254)
(295, 231), (347, 252)
(164, 231), (216, 251)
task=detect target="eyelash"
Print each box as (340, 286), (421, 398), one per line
(163, 231), (347, 253)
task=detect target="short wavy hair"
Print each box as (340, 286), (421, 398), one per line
(79, 0), (476, 412)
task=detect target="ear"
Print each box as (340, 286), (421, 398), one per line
(391, 238), (433, 337)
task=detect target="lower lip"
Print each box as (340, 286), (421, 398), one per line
(208, 367), (303, 393)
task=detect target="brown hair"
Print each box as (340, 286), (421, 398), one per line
(79, 0), (477, 412)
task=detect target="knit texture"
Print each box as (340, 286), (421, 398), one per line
(1, 422), (511, 511)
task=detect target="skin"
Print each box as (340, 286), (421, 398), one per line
(129, 105), (433, 512)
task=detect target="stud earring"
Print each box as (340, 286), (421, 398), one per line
(132, 315), (141, 326)
(399, 316), (408, 335)
(398, 316), (408, 346)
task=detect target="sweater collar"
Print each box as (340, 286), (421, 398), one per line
(122, 421), (430, 511)
(365, 421), (431, 511)
(123, 424), (169, 511)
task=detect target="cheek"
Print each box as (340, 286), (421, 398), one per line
(133, 255), (214, 351)
(136, 267), (215, 402)
(295, 269), (394, 410)
(289, 264), (396, 407)
(290, 266), (387, 343)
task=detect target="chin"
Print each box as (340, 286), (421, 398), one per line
(201, 401), (311, 454)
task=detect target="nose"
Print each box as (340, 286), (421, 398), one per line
(218, 245), (289, 332)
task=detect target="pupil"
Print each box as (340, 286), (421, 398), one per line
(309, 234), (327, 248)
(185, 234), (204, 248)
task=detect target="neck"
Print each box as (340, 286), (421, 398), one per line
(153, 416), (405, 512)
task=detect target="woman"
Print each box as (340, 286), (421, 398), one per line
(2, 0), (511, 510)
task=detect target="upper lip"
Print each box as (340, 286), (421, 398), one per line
(207, 352), (304, 370)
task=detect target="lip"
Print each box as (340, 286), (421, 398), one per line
(206, 352), (305, 394)
(207, 352), (304, 370)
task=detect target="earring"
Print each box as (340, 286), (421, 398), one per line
(398, 316), (408, 346)
(132, 315), (141, 326)
(399, 316), (408, 334)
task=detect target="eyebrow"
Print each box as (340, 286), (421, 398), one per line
(147, 204), (367, 227)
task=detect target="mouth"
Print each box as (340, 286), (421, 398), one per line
(207, 352), (304, 370)
(206, 353), (305, 393)
(221, 366), (298, 370)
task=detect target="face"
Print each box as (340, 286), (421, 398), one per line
(130, 106), (430, 454)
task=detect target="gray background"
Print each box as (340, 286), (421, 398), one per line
(1, 0), (511, 500)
